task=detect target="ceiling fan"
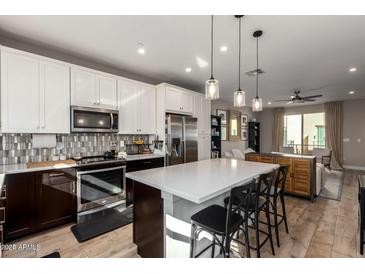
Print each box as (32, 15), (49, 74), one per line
(274, 90), (323, 104)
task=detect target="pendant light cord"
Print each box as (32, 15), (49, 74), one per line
(256, 34), (259, 98)
(210, 15), (214, 79)
(238, 17), (241, 90)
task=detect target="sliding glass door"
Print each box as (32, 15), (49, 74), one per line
(284, 112), (325, 155)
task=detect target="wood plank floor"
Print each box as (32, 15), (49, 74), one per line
(3, 170), (365, 258)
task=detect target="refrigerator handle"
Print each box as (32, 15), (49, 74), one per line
(182, 117), (186, 163)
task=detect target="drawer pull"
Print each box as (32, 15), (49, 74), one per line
(0, 207), (5, 224)
(0, 185), (6, 200)
(143, 161), (152, 164)
(49, 173), (65, 177)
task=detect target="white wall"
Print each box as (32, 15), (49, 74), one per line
(210, 99), (255, 155)
(343, 99), (365, 168)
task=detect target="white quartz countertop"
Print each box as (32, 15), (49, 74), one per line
(0, 154), (164, 175)
(126, 158), (279, 204)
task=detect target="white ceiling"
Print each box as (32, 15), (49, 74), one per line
(0, 15), (365, 107)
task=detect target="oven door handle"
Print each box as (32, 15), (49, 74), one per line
(77, 165), (126, 175)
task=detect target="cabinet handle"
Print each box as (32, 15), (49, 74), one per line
(0, 207), (5, 224)
(143, 161), (152, 164)
(0, 185), (6, 200)
(72, 181), (76, 195)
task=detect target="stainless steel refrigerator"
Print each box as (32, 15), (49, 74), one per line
(165, 114), (198, 166)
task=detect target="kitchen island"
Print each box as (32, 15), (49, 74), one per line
(126, 158), (279, 258)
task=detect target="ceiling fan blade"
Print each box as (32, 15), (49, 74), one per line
(301, 94), (323, 99)
(303, 99), (316, 102)
(274, 99), (292, 102)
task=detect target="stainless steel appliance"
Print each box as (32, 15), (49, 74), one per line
(73, 155), (126, 222)
(165, 114), (198, 166)
(71, 106), (119, 133)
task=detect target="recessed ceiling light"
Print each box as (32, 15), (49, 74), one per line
(349, 90), (355, 95)
(268, 101), (272, 105)
(349, 67), (357, 72)
(220, 45), (228, 52)
(137, 43), (146, 55)
(185, 67), (192, 73)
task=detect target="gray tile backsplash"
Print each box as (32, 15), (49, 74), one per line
(0, 133), (150, 165)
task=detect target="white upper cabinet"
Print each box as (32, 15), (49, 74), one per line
(193, 93), (211, 135)
(1, 47), (70, 133)
(139, 84), (156, 134)
(40, 61), (70, 133)
(97, 75), (117, 108)
(1, 50), (40, 133)
(118, 78), (156, 134)
(71, 67), (117, 109)
(165, 86), (193, 114)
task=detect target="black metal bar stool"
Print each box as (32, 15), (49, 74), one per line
(269, 165), (289, 247)
(190, 179), (256, 258)
(248, 169), (278, 258)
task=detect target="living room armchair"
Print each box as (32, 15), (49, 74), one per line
(312, 148), (332, 170)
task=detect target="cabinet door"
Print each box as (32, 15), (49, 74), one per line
(198, 134), (211, 161)
(36, 169), (76, 231)
(165, 87), (182, 112)
(118, 79), (139, 134)
(180, 91), (193, 114)
(194, 95), (211, 135)
(276, 157), (293, 192)
(4, 173), (37, 242)
(180, 92), (193, 113)
(1, 51), (40, 133)
(139, 84), (156, 134)
(40, 61), (70, 133)
(97, 75), (117, 108)
(71, 68), (98, 107)
(292, 159), (311, 196)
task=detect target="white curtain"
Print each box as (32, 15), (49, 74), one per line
(271, 108), (285, 152)
(324, 101), (343, 169)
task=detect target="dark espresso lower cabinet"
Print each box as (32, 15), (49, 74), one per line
(126, 157), (164, 206)
(4, 173), (37, 242)
(36, 169), (77, 232)
(4, 169), (77, 242)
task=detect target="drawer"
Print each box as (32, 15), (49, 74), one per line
(126, 157), (164, 172)
(40, 168), (76, 186)
(0, 185), (6, 200)
(260, 156), (274, 163)
(0, 206), (4, 224)
(246, 154), (260, 162)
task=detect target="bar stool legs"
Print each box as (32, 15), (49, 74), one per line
(280, 193), (289, 233)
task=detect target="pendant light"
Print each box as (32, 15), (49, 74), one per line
(252, 30), (263, 112)
(233, 15), (246, 107)
(205, 15), (219, 100)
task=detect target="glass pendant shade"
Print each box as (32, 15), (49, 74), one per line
(205, 78), (220, 100)
(252, 96), (263, 112)
(233, 89), (246, 107)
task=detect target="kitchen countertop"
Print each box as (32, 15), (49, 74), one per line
(247, 152), (316, 159)
(0, 154), (165, 175)
(126, 158), (279, 204)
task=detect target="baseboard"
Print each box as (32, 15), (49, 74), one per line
(343, 165), (365, 171)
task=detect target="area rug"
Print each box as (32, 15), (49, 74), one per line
(319, 169), (344, 201)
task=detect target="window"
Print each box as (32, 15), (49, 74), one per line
(284, 112), (325, 155)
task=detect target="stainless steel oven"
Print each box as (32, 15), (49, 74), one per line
(76, 162), (126, 214)
(71, 106), (119, 133)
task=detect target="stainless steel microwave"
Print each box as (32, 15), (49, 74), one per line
(71, 106), (119, 133)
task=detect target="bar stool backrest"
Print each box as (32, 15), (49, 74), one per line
(225, 179), (256, 235)
(274, 165), (289, 196)
(255, 169), (278, 210)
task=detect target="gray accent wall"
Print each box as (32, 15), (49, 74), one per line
(343, 99), (365, 168)
(210, 99), (255, 156)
